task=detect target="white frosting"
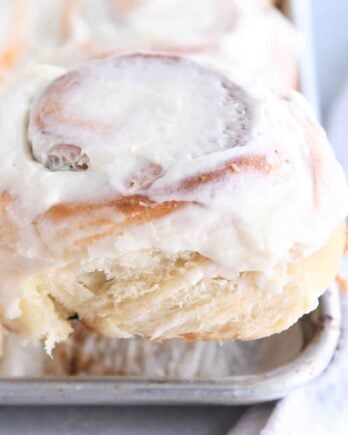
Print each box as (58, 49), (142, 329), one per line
(0, 0), (90, 83)
(0, 0), (299, 91)
(218, 0), (300, 86)
(119, 0), (236, 46)
(74, 0), (300, 90)
(29, 56), (249, 178)
(0, 55), (346, 322)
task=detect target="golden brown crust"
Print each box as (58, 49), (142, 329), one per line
(34, 195), (187, 255)
(38, 151), (277, 231)
(172, 154), (278, 195)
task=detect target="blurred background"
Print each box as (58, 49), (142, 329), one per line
(312, 0), (348, 121)
(311, 0), (348, 175)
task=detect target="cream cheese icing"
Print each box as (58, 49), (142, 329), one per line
(72, 0), (300, 90)
(0, 54), (345, 320)
(0, 0), (299, 91)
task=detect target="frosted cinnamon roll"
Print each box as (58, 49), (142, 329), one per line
(72, 0), (299, 91)
(0, 0), (298, 92)
(0, 0), (89, 86)
(0, 53), (346, 350)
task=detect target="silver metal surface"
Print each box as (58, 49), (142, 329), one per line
(0, 288), (341, 405)
(0, 0), (341, 406)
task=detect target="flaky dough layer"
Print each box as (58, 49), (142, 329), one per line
(0, 54), (346, 348)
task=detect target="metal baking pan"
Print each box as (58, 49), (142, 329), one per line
(0, 0), (341, 405)
(0, 288), (341, 405)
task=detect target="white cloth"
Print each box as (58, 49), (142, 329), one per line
(230, 291), (348, 435)
(229, 82), (348, 435)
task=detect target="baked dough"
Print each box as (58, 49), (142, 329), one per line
(0, 54), (346, 349)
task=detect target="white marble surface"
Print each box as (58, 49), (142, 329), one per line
(2, 1), (347, 433)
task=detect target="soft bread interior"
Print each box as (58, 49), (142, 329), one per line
(2, 222), (345, 346)
(0, 45), (344, 353)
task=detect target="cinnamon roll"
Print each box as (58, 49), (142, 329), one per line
(0, 0), (89, 86)
(0, 0), (298, 92)
(0, 53), (346, 350)
(73, 0), (299, 91)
